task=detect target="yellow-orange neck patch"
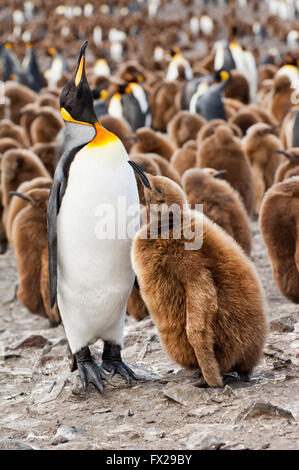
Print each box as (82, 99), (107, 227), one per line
(86, 122), (118, 148)
(61, 107), (93, 126)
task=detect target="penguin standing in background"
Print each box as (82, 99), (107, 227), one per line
(2, 42), (20, 81)
(276, 55), (299, 88)
(122, 72), (151, 127)
(214, 27), (247, 77)
(92, 85), (109, 118)
(165, 47), (193, 82)
(190, 70), (231, 121)
(48, 41), (149, 392)
(44, 48), (69, 89)
(108, 81), (147, 131)
(22, 42), (43, 92)
(181, 74), (214, 110)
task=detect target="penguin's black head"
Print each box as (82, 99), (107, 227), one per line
(60, 41), (97, 126)
(284, 54), (298, 67)
(230, 26), (238, 41)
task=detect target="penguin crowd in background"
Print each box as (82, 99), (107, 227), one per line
(1, 0), (299, 394)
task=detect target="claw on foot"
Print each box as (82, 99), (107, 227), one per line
(75, 346), (108, 393)
(101, 341), (145, 383)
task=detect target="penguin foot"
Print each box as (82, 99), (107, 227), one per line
(75, 346), (107, 393)
(101, 341), (144, 383)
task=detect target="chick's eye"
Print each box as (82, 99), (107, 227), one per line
(156, 188), (162, 194)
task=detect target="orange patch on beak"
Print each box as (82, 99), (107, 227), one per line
(75, 56), (85, 86)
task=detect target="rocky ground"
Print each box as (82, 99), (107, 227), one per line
(0, 220), (298, 450)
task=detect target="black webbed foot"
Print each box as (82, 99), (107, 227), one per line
(75, 346), (108, 393)
(101, 341), (145, 383)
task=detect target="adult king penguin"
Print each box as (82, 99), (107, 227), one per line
(48, 41), (149, 393)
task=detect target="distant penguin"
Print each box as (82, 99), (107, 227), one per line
(92, 79), (109, 119)
(180, 74), (214, 111)
(190, 70), (231, 121)
(108, 82), (147, 132)
(44, 48), (68, 89)
(132, 173), (267, 387)
(2, 42), (20, 82)
(260, 177), (299, 303)
(165, 47), (193, 82)
(11, 189), (60, 324)
(94, 58), (110, 78)
(22, 42), (43, 92)
(47, 41), (148, 392)
(276, 55), (299, 88)
(182, 168), (252, 255)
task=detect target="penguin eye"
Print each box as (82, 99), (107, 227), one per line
(156, 188), (162, 194)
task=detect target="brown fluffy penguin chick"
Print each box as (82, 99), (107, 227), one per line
(31, 143), (57, 176)
(151, 154), (181, 186)
(182, 168), (252, 255)
(99, 115), (133, 153)
(131, 174), (267, 387)
(229, 108), (261, 136)
(6, 176), (53, 244)
(130, 128), (175, 161)
(30, 107), (63, 144)
(260, 177), (299, 303)
(150, 81), (180, 132)
(171, 140), (197, 176)
(0, 138), (21, 154)
(274, 148), (299, 183)
(197, 125), (254, 215)
(4, 81), (37, 124)
(0, 119), (29, 147)
(12, 189), (60, 324)
(1, 149), (50, 227)
(270, 75), (293, 124)
(223, 70), (250, 104)
(167, 111), (205, 148)
(127, 284), (148, 321)
(196, 119), (242, 146)
(244, 123), (283, 214)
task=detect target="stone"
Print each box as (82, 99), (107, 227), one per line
(187, 432), (225, 450)
(0, 439), (35, 450)
(235, 400), (295, 422)
(162, 383), (202, 406)
(10, 334), (51, 350)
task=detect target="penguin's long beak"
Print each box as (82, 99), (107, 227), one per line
(275, 150), (294, 160)
(74, 40), (88, 87)
(9, 191), (32, 203)
(213, 169), (227, 179)
(128, 161), (151, 189)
